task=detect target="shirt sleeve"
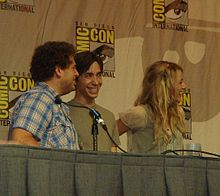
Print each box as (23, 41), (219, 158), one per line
(119, 105), (148, 131)
(111, 120), (121, 145)
(12, 93), (52, 140)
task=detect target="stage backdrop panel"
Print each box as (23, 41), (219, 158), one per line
(0, 0), (219, 155)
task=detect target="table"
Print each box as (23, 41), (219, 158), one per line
(0, 145), (219, 196)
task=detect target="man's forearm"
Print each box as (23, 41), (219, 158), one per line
(10, 128), (40, 147)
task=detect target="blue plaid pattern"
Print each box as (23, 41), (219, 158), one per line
(9, 82), (79, 150)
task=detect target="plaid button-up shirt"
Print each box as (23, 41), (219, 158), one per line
(9, 82), (79, 150)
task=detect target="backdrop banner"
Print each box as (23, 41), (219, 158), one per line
(0, 0), (219, 154)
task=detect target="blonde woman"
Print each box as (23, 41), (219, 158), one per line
(117, 61), (186, 154)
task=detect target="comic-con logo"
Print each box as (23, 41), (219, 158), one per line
(0, 73), (34, 126)
(75, 22), (115, 78)
(179, 88), (191, 107)
(0, 0), (35, 13)
(179, 88), (192, 139)
(179, 88), (191, 119)
(152, 0), (188, 32)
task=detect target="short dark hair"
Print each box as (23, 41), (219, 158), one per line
(30, 41), (76, 82)
(75, 51), (103, 75)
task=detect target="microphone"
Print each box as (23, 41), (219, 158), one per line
(89, 109), (107, 131)
(55, 96), (63, 104)
(55, 96), (107, 130)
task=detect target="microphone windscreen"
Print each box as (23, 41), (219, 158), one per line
(89, 109), (101, 119)
(55, 96), (62, 104)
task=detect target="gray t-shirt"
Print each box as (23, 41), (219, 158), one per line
(68, 100), (120, 152)
(119, 105), (184, 154)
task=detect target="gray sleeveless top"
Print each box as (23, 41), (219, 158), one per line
(119, 105), (184, 154)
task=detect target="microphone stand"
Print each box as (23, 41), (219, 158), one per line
(91, 115), (99, 151)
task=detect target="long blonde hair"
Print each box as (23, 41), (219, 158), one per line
(135, 61), (185, 145)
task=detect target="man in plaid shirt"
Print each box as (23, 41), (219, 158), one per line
(8, 41), (79, 150)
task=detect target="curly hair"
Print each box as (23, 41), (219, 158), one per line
(135, 61), (186, 145)
(30, 41), (76, 82)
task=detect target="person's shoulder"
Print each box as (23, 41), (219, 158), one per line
(95, 104), (116, 120)
(67, 100), (89, 112)
(68, 99), (88, 107)
(139, 104), (151, 114)
(128, 105), (148, 114)
(119, 104), (149, 130)
(95, 104), (113, 114)
(21, 87), (54, 104)
(17, 87), (39, 101)
(119, 104), (150, 122)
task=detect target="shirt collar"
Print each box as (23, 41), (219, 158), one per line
(37, 81), (58, 99)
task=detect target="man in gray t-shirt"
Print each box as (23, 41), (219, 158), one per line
(68, 51), (120, 152)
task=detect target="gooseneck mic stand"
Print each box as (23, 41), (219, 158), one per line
(89, 109), (103, 151)
(91, 113), (99, 151)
